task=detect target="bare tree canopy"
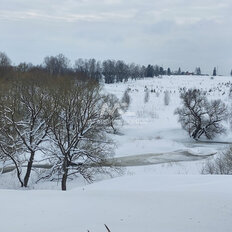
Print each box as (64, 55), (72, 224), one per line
(44, 54), (70, 76)
(0, 75), (120, 190)
(175, 89), (228, 140)
(42, 79), (115, 190)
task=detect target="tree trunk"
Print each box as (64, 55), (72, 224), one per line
(8, 155), (23, 187)
(192, 126), (202, 140)
(197, 128), (205, 139)
(23, 151), (35, 187)
(15, 163), (23, 187)
(61, 170), (68, 191)
(61, 158), (68, 191)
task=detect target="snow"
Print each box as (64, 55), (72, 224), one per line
(1, 75), (232, 231)
(104, 75), (232, 160)
(0, 174), (232, 232)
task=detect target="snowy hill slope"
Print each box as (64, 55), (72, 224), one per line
(104, 75), (232, 169)
(0, 75), (232, 231)
(0, 174), (231, 232)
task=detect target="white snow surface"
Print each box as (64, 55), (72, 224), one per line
(0, 174), (232, 232)
(1, 75), (232, 231)
(104, 75), (232, 158)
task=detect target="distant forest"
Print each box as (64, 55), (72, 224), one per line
(0, 52), (225, 83)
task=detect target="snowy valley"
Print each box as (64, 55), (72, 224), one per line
(1, 75), (232, 232)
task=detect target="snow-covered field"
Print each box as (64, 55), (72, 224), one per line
(105, 75), (232, 172)
(0, 175), (232, 232)
(1, 75), (232, 231)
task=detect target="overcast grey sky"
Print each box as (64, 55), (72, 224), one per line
(0, 0), (231, 74)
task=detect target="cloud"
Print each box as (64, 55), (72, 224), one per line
(0, 0), (231, 74)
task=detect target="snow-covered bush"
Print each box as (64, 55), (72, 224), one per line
(202, 146), (232, 175)
(136, 108), (158, 119)
(121, 88), (131, 111)
(164, 90), (170, 105)
(144, 89), (150, 103)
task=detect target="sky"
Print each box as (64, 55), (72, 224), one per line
(0, 0), (231, 75)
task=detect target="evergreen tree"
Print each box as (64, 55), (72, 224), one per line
(195, 67), (201, 75)
(213, 67), (217, 76)
(159, 66), (164, 75)
(154, 65), (159, 77)
(145, 65), (154, 77)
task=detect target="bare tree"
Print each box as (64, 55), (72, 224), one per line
(115, 60), (129, 82)
(45, 79), (114, 190)
(101, 94), (123, 134)
(102, 60), (116, 84)
(0, 52), (11, 65)
(75, 58), (102, 81)
(17, 62), (33, 73)
(0, 81), (24, 186)
(0, 128), (24, 186)
(175, 89), (228, 140)
(129, 63), (141, 80)
(0, 77), (53, 187)
(0, 52), (11, 77)
(44, 54), (70, 76)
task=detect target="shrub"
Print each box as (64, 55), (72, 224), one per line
(144, 89), (150, 103)
(164, 90), (170, 105)
(121, 88), (131, 111)
(202, 146), (232, 174)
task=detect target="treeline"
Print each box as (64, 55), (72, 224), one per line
(0, 52), (210, 83)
